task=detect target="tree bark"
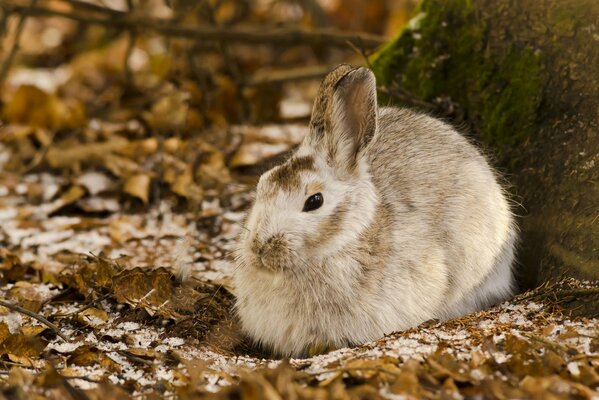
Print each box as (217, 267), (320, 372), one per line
(371, 0), (599, 289)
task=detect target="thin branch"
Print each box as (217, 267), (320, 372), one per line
(0, 0), (38, 88)
(245, 64), (335, 86)
(58, 0), (126, 16)
(2, 0), (386, 49)
(0, 299), (70, 342)
(122, 0), (135, 86)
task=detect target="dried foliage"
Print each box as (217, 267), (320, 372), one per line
(0, 0), (597, 398)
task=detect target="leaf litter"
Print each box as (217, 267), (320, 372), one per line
(0, 1), (597, 398)
(1, 166), (597, 399)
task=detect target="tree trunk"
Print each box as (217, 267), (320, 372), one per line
(371, 0), (599, 289)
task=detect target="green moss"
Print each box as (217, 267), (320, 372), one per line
(479, 48), (543, 144)
(371, 0), (545, 147)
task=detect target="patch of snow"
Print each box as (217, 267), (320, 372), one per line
(567, 362), (580, 376)
(117, 322), (140, 331)
(0, 312), (25, 333)
(163, 337), (185, 347)
(492, 352), (511, 364)
(46, 341), (83, 353)
(129, 328), (160, 348)
(21, 229), (74, 247)
(76, 172), (113, 196)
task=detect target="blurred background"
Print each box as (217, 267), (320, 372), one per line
(0, 0), (419, 208)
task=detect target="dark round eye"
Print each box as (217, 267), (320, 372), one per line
(303, 193), (323, 212)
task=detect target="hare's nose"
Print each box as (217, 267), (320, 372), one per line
(258, 234), (284, 255)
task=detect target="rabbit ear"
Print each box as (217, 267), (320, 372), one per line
(307, 65), (378, 177)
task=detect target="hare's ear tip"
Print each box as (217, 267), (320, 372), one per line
(347, 67), (376, 83)
(335, 67), (377, 92)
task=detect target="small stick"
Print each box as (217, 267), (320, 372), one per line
(0, 0), (38, 88)
(2, 1), (385, 49)
(0, 299), (70, 342)
(245, 64), (336, 86)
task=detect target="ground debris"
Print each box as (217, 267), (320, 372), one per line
(0, 0), (597, 397)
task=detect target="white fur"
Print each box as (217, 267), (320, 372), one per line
(234, 67), (517, 358)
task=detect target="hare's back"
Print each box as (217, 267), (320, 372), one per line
(368, 107), (514, 311)
(368, 107), (498, 210)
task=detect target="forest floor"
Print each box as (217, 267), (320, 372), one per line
(0, 1), (598, 397)
(0, 152), (598, 399)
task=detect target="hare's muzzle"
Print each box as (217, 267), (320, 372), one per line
(252, 233), (291, 273)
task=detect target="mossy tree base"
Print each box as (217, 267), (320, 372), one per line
(372, 0), (599, 289)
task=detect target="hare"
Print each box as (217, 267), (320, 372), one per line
(234, 65), (517, 358)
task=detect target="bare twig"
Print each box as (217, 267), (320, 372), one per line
(2, 0), (386, 49)
(123, 0), (136, 86)
(0, 0), (38, 88)
(245, 64), (335, 86)
(118, 350), (154, 366)
(58, 0), (126, 16)
(0, 299), (70, 342)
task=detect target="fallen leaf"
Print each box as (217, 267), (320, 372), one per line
(20, 326), (47, 337)
(123, 173), (151, 203)
(3, 85), (85, 130)
(46, 137), (129, 169)
(44, 185), (86, 215)
(76, 307), (109, 328)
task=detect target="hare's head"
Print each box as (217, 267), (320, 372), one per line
(240, 65), (379, 273)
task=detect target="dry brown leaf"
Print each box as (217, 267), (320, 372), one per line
(46, 137), (129, 169)
(68, 345), (122, 372)
(195, 141), (231, 187)
(76, 307), (109, 328)
(578, 365), (599, 387)
(121, 347), (159, 360)
(111, 267), (200, 318)
(2, 85), (85, 130)
(85, 381), (132, 400)
(45, 185), (86, 215)
(104, 153), (143, 178)
(170, 167), (203, 201)
(123, 173), (152, 203)
(0, 333), (43, 360)
(229, 141), (289, 168)
(0, 323), (10, 345)
(7, 281), (45, 312)
(143, 90), (190, 132)
(0, 249), (29, 283)
(20, 326), (47, 337)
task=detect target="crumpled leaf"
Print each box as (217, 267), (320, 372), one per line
(143, 89), (190, 132)
(44, 185), (86, 215)
(7, 281), (47, 312)
(0, 249), (29, 283)
(195, 140), (231, 187)
(123, 173), (152, 203)
(0, 322), (10, 344)
(68, 345), (121, 372)
(20, 326), (47, 337)
(46, 137), (129, 169)
(76, 307), (109, 328)
(111, 267), (202, 318)
(3, 85), (85, 130)
(0, 333), (44, 365)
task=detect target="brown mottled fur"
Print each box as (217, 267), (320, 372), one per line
(304, 199), (350, 249)
(234, 65), (516, 358)
(265, 155), (315, 193)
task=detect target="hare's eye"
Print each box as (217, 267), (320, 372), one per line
(303, 193), (323, 212)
